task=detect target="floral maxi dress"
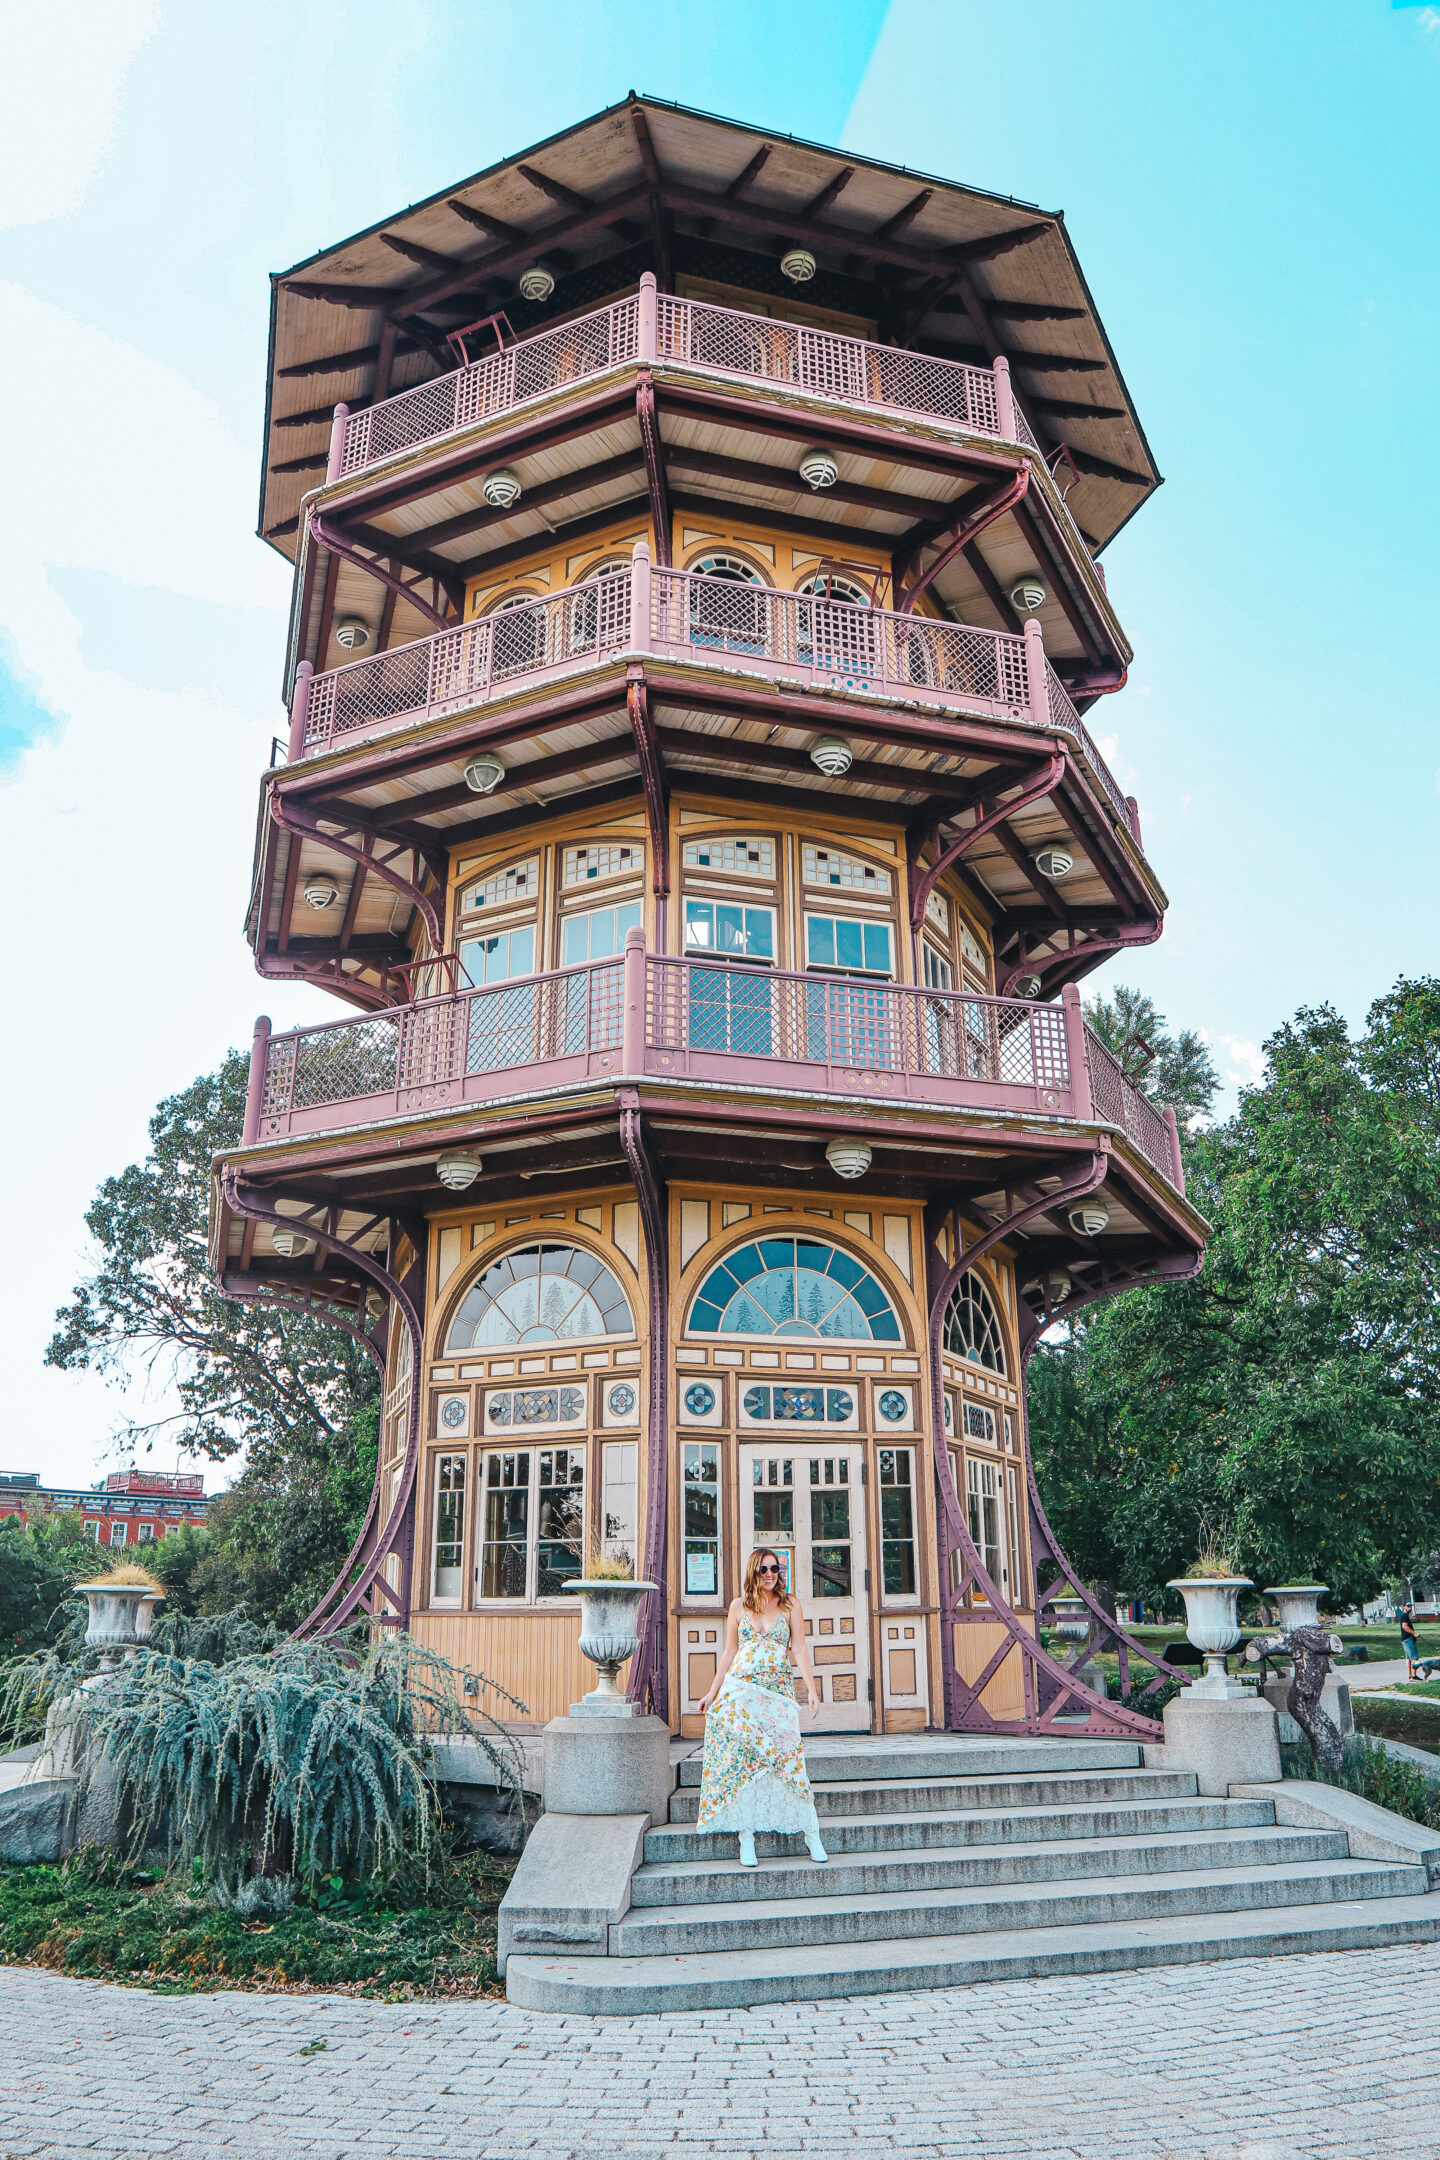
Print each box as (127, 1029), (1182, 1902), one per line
(696, 1608), (821, 1837)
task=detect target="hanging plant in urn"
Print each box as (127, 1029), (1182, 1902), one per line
(565, 1555), (659, 1717)
(1167, 1528), (1252, 1695)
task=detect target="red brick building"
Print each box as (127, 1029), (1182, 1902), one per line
(0, 1469), (210, 1549)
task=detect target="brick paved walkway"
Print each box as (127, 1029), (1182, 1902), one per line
(0, 1943), (1433, 2158)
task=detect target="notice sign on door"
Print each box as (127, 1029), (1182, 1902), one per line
(686, 1551), (716, 1594)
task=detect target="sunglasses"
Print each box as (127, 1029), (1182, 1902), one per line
(757, 1562), (780, 1575)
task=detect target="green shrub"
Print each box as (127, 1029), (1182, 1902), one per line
(1283, 1732), (1440, 1828)
(4, 1631), (525, 1893)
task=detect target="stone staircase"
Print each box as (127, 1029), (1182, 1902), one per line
(504, 1734), (1440, 2012)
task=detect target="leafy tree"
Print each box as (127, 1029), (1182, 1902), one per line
(1032, 978), (1440, 1612)
(1084, 983), (1220, 1128)
(46, 1052), (379, 1629)
(0, 1511), (94, 1654)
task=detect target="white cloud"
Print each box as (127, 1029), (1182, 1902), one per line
(1218, 1034), (1266, 1086)
(0, 1), (159, 232)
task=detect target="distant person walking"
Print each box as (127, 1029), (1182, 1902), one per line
(1400, 1605), (1421, 1679)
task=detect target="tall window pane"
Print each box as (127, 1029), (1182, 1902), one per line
(481, 1451), (530, 1598)
(536, 1448), (585, 1596)
(433, 1453), (467, 1601)
(683, 1440), (720, 1596)
(878, 1447), (916, 1596)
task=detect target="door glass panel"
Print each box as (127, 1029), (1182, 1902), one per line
(536, 1447), (584, 1597)
(481, 1451), (529, 1597)
(683, 1440), (720, 1596)
(809, 1487), (852, 1597)
(878, 1447), (916, 1596)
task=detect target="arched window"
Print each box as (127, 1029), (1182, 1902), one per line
(566, 559), (631, 653)
(794, 570), (880, 679)
(446, 1243), (633, 1349)
(796, 572), (871, 606)
(487, 589), (548, 680)
(692, 551), (766, 585)
(688, 1237), (902, 1342)
(943, 1274), (1007, 1375)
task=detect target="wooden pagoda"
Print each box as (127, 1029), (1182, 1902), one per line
(210, 96), (1207, 1738)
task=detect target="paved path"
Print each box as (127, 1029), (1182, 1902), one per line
(0, 1944), (1435, 2159)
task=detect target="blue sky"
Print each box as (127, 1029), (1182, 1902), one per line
(1, 2), (1436, 1484)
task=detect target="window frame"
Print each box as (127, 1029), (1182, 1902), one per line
(877, 1445), (920, 1605)
(475, 1442), (587, 1605)
(431, 1451), (469, 1607)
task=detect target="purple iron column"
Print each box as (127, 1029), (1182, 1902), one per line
(638, 270), (658, 364)
(325, 402), (350, 485)
(1061, 983), (1092, 1121)
(622, 924), (647, 1077)
(286, 660), (313, 762)
(1023, 616), (1048, 730)
(993, 353), (1016, 442)
(242, 1017), (272, 1146)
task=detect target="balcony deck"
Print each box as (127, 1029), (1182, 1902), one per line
(244, 948), (1182, 1192)
(291, 558), (1136, 842)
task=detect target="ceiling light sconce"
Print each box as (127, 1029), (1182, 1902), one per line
(436, 1153), (482, 1192)
(810, 735), (853, 778)
(518, 264), (555, 302)
(482, 467), (522, 509)
(303, 874), (339, 910)
(364, 1288), (385, 1318)
(1068, 1199), (1110, 1238)
(1010, 575), (1047, 613)
(333, 617), (371, 652)
(271, 1228), (306, 1258)
(1012, 972), (1043, 999)
(1032, 846), (1074, 880)
(781, 247), (817, 284)
(825, 1138), (872, 1181)
(1046, 1268), (1073, 1305)
(463, 752), (505, 794)
(798, 445), (839, 490)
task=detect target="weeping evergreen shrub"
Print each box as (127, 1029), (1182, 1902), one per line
(4, 1631), (524, 1893)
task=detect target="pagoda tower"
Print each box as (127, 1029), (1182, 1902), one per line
(212, 98), (1206, 1739)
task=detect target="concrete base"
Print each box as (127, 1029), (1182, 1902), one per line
(1231, 1779), (1440, 1886)
(497, 1811), (647, 1976)
(542, 1712), (675, 1828)
(1262, 1674), (1353, 1745)
(1156, 1691), (1281, 1796)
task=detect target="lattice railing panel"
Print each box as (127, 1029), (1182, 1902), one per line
(259, 961), (627, 1123)
(339, 300), (641, 475)
(1083, 1026), (1175, 1182)
(647, 960), (1071, 1096)
(1043, 661), (1131, 829)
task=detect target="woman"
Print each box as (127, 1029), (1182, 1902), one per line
(695, 1548), (828, 1867)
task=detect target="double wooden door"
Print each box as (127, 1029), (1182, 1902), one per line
(739, 1442), (871, 1732)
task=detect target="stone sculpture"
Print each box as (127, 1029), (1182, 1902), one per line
(1245, 1624), (1344, 1774)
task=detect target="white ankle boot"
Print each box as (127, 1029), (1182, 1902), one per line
(805, 1829), (829, 1863)
(737, 1831), (757, 1867)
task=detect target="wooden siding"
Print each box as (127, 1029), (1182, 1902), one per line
(411, 1608), (590, 1728)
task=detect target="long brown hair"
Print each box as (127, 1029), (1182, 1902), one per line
(742, 1548), (792, 1614)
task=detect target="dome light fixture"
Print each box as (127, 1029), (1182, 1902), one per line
(333, 617), (371, 652)
(1046, 1268), (1073, 1305)
(810, 735), (853, 778)
(798, 445), (839, 490)
(780, 247), (817, 284)
(1068, 1199), (1111, 1239)
(1011, 972), (1043, 999)
(364, 1288), (385, 1319)
(463, 752), (505, 794)
(437, 1152), (482, 1192)
(1010, 575), (1047, 613)
(303, 873), (339, 910)
(825, 1138), (872, 1181)
(518, 264), (555, 302)
(272, 1227), (305, 1258)
(1032, 845), (1074, 881)
(482, 467), (522, 509)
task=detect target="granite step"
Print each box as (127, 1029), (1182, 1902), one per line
(629, 1824), (1343, 1909)
(507, 1885), (1440, 2013)
(645, 1793), (1276, 1865)
(667, 1766), (1200, 1823)
(674, 1736), (1142, 1789)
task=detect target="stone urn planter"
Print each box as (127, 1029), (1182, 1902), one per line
(1050, 1596), (1090, 1641)
(1166, 1575), (1253, 1687)
(566, 1579), (659, 1715)
(76, 1580), (163, 1668)
(1264, 1584), (1328, 1633)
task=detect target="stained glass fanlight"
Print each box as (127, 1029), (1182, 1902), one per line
(688, 1238), (902, 1342)
(447, 1243), (633, 1349)
(942, 1274), (1007, 1374)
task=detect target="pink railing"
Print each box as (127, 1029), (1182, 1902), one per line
(246, 949), (1181, 1191)
(325, 275), (1036, 482)
(292, 557), (1137, 845)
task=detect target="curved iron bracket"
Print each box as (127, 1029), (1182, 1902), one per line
(924, 1149), (1173, 1739)
(269, 794), (444, 953)
(221, 1174), (427, 1638)
(618, 1091), (670, 1716)
(898, 463), (1029, 614)
(636, 369), (672, 567)
(626, 672), (670, 898)
(911, 756), (1064, 931)
(311, 513), (454, 630)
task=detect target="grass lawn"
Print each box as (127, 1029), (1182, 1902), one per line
(1125, 1623), (1438, 1663)
(1353, 1692), (1440, 1760)
(0, 1848), (514, 1998)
